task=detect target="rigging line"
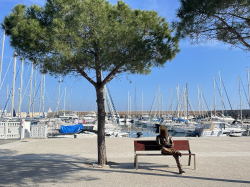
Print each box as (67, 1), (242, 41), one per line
(200, 89), (210, 111)
(86, 93), (95, 112)
(0, 57), (13, 90)
(215, 79), (229, 115)
(45, 90), (51, 106)
(1, 64), (21, 116)
(149, 92), (157, 117)
(29, 81), (42, 109)
(20, 64), (35, 104)
(150, 89), (161, 117)
(240, 78), (250, 108)
(172, 100), (179, 119)
(57, 88), (71, 111)
(78, 84), (91, 110)
(221, 78), (233, 110)
(172, 88), (181, 119)
(106, 83), (119, 124)
(48, 86), (58, 110)
(21, 74), (32, 103)
(65, 89), (71, 104)
(187, 96), (194, 114)
(58, 88), (66, 111)
(1, 88), (13, 117)
(0, 31), (3, 47)
(167, 89), (177, 112)
(22, 65), (30, 85)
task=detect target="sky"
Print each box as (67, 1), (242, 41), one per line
(0, 0), (249, 114)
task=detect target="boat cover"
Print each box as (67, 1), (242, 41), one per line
(60, 124), (84, 133)
(172, 117), (188, 124)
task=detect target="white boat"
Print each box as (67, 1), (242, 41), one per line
(193, 121), (245, 137)
(83, 112), (97, 123)
(59, 113), (79, 120)
(211, 115), (235, 124)
(140, 113), (150, 120)
(105, 128), (128, 137)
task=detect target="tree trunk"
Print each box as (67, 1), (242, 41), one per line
(95, 85), (106, 166)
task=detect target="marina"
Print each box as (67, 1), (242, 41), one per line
(1, 136), (250, 186)
(0, 0), (250, 186)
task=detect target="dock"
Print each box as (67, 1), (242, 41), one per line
(0, 136), (250, 186)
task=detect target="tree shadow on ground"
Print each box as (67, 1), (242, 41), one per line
(0, 149), (18, 157)
(0, 139), (19, 145)
(0, 153), (250, 186)
(0, 153), (98, 186)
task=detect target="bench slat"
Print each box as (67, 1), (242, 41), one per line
(134, 140), (191, 151)
(136, 153), (195, 156)
(173, 145), (190, 151)
(134, 145), (159, 151)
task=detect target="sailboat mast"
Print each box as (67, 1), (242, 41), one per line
(70, 85), (72, 112)
(247, 67), (250, 109)
(18, 57), (24, 118)
(239, 75), (242, 121)
(39, 72), (43, 116)
(161, 92), (163, 117)
(141, 91), (143, 117)
(64, 86), (66, 116)
(127, 91), (129, 118)
(154, 92), (157, 118)
(130, 96), (131, 119)
(158, 85), (160, 117)
(0, 30), (5, 85)
(134, 81), (137, 118)
(42, 74), (45, 115)
(32, 65), (37, 117)
(6, 84), (8, 115)
(183, 86), (185, 119)
(197, 84), (200, 117)
(171, 87), (172, 116)
(29, 61), (33, 116)
(11, 52), (17, 118)
(213, 76), (216, 116)
(186, 83), (188, 123)
(200, 86), (203, 117)
(219, 70), (224, 116)
(177, 84), (179, 118)
(57, 75), (61, 115)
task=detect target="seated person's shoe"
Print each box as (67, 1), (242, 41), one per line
(177, 151), (182, 157)
(179, 170), (185, 174)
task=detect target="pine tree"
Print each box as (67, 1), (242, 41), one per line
(2, 0), (179, 165)
(174, 0), (250, 51)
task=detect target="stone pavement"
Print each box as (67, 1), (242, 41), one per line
(0, 136), (250, 186)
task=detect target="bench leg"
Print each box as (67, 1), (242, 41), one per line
(188, 155), (191, 166)
(194, 155), (196, 170)
(136, 155), (138, 170)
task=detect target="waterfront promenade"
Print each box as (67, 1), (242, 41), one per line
(0, 136), (250, 186)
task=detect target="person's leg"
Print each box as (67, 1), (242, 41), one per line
(173, 154), (185, 174)
(171, 148), (185, 174)
(162, 148), (185, 174)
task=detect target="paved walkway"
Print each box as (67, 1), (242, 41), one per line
(0, 136), (250, 186)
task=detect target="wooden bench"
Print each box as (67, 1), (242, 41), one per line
(134, 140), (196, 170)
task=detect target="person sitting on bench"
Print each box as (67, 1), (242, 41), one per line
(156, 125), (185, 174)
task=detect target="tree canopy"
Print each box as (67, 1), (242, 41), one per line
(2, 0), (179, 85)
(174, 0), (250, 51)
(2, 0), (179, 165)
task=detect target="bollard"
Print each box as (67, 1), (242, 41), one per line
(137, 132), (143, 138)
